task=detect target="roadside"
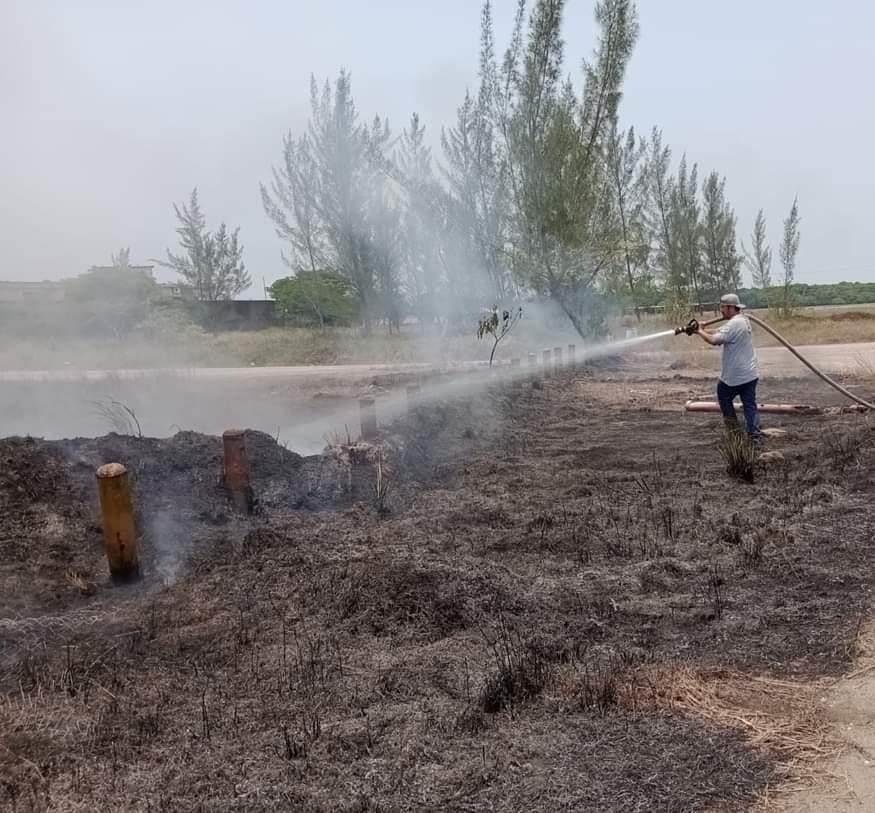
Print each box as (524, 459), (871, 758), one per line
(772, 623), (875, 811)
(1, 304), (874, 371)
(1, 341), (873, 382)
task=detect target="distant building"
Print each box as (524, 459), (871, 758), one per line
(157, 282), (197, 300)
(0, 280), (66, 304)
(88, 263), (155, 276)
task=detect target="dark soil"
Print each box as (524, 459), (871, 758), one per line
(2, 369), (874, 811)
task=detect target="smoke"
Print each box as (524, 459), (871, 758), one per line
(146, 510), (191, 587)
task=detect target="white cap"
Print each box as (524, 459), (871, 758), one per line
(720, 293), (746, 309)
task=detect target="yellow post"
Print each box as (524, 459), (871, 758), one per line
(96, 463), (141, 584)
(223, 429), (253, 514)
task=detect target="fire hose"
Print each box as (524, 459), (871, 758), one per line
(675, 314), (875, 411)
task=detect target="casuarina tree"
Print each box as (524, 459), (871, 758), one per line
(778, 196), (801, 317)
(262, 71), (401, 332)
(157, 188), (249, 300)
(742, 209), (773, 292)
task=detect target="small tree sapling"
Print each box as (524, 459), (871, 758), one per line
(477, 305), (523, 368)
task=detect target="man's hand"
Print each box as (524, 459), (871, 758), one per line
(697, 328), (720, 346)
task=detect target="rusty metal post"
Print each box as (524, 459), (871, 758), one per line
(223, 429), (253, 514)
(96, 463), (141, 584)
(405, 384), (420, 414)
(360, 397), (378, 439)
(568, 344), (576, 366)
(553, 346), (563, 370)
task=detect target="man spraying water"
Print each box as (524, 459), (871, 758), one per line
(693, 294), (763, 441)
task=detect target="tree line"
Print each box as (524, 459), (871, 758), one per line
(157, 0), (808, 337)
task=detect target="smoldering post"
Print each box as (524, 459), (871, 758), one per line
(568, 344), (576, 366)
(223, 429), (253, 514)
(96, 463), (141, 584)
(553, 346), (563, 371)
(360, 397), (378, 439)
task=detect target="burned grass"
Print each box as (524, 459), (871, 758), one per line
(1, 371), (874, 809)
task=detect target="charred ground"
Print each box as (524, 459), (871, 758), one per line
(2, 366), (874, 811)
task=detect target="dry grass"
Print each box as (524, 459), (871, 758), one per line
(719, 430), (759, 482)
(755, 313), (875, 346)
(1, 302), (873, 373)
(636, 305), (875, 349)
(3, 374), (875, 810)
(643, 667), (840, 794)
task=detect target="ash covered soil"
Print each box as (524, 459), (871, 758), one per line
(2, 367), (875, 812)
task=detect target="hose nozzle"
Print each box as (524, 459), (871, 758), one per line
(674, 318), (700, 336)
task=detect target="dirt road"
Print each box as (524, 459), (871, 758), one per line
(775, 623), (875, 812)
(637, 341), (875, 379)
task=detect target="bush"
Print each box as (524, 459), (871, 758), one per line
(719, 432), (757, 483)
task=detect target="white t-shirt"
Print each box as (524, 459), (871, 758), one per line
(713, 314), (758, 386)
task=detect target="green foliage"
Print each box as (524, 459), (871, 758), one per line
(157, 188), (250, 300)
(262, 71), (402, 330)
(440, 38), (513, 305)
(670, 156), (703, 304)
(270, 271), (359, 329)
(252, 4), (821, 335)
(397, 114), (445, 323)
(477, 305), (523, 367)
(648, 128), (683, 300)
(739, 281), (875, 310)
(485, 0), (640, 338)
(778, 196), (801, 317)
(64, 263), (159, 338)
(742, 209), (772, 291)
(700, 171), (741, 300)
(605, 123), (650, 313)
(111, 247), (131, 269)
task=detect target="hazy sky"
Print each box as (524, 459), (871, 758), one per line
(2, 0), (873, 292)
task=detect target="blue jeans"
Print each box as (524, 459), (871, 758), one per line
(717, 379), (761, 435)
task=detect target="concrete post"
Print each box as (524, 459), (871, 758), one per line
(568, 344), (576, 365)
(542, 349), (552, 376)
(553, 346), (563, 370)
(405, 384), (420, 414)
(360, 397), (378, 439)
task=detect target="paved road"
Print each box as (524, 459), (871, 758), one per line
(0, 362), (441, 382)
(755, 341), (874, 374)
(636, 341), (875, 378)
(0, 342), (872, 382)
